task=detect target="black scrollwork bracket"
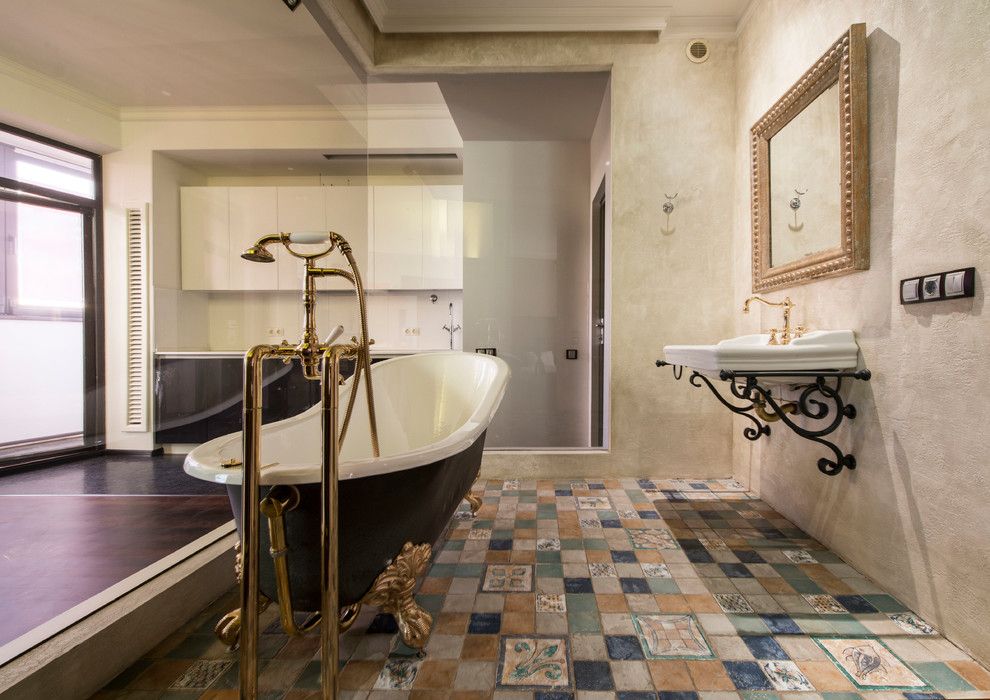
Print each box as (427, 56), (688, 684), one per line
(655, 360), (871, 476)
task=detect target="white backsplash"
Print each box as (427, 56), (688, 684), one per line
(190, 290), (462, 353)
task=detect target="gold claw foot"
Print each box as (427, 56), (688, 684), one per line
(465, 492), (483, 516)
(361, 542), (433, 649)
(214, 596), (270, 648)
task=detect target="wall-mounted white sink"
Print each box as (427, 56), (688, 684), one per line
(663, 330), (860, 374)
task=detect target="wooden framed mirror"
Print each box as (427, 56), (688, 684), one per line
(751, 23), (869, 292)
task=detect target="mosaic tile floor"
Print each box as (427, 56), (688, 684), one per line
(93, 479), (990, 699)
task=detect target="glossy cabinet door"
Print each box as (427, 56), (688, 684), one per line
(228, 187), (278, 290)
(276, 186), (326, 291)
(324, 185), (369, 291)
(180, 187), (229, 290)
(372, 185), (424, 289)
(422, 185), (464, 289)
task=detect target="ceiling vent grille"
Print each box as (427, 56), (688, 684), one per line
(124, 204), (150, 431)
(686, 39), (710, 63)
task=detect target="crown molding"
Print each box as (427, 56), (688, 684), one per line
(0, 55), (119, 119)
(365, 1), (671, 33)
(662, 15), (741, 38)
(118, 104), (451, 123)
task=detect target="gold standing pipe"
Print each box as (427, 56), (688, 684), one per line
(239, 344), (272, 699)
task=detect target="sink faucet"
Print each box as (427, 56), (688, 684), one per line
(743, 295), (805, 345)
(442, 302), (461, 350)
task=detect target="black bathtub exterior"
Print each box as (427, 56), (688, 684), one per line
(229, 431), (486, 610)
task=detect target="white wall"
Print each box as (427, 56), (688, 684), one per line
(733, 0), (990, 665)
(463, 140), (590, 448)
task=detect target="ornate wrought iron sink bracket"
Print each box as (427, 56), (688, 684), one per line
(655, 361), (871, 476)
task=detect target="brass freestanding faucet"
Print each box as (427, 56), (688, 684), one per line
(743, 295), (806, 345)
(238, 230), (379, 700)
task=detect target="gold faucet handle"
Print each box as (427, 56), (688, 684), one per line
(767, 328), (780, 345)
(792, 325), (808, 338)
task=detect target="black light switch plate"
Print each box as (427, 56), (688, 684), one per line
(900, 267), (975, 304)
(566, 349), (578, 360)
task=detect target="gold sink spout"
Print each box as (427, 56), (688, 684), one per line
(743, 295), (806, 345)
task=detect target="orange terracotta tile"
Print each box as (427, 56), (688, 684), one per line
(503, 593), (535, 613)
(450, 692), (489, 700)
(686, 659), (736, 690)
(586, 550), (612, 563)
(635, 550), (664, 564)
(685, 594), (721, 613)
(655, 594), (691, 612)
(538, 495), (556, 504)
(597, 594), (628, 613)
(485, 550), (511, 563)
(409, 691), (449, 700)
(413, 659), (459, 689)
(758, 577), (794, 594)
(501, 611), (536, 634)
(435, 613), (469, 635)
(339, 660), (384, 690)
(460, 635), (499, 660)
(199, 691), (239, 700)
(510, 550), (535, 563)
(949, 660), (990, 690)
(514, 528), (537, 539)
(604, 479), (622, 488)
(647, 660), (695, 690)
(419, 577), (452, 594)
(796, 661), (855, 691)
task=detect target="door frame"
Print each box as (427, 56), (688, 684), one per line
(590, 175), (608, 448)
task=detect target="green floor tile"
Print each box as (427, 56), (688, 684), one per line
(428, 563), (457, 578)
(443, 539), (465, 551)
(537, 550), (561, 563)
(561, 539), (584, 550)
(648, 578), (680, 594)
(911, 661), (974, 691)
(453, 563), (485, 577)
(473, 519), (495, 528)
(492, 529), (513, 539)
(820, 693), (864, 700)
(415, 594), (444, 614)
(583, 539), (608, 550)
(565, 593), (598, 612)
(566, 610), (601, 633)
(826, 618), (872, 635)
(537, 562), (564, 578)
(862, 594), (908, 612)
(728, 614), (770, 634)
(786, 577), (824, 594)
(515, 519), (537, 528)
(791, 615), (835, 634)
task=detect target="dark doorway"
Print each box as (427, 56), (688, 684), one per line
(591, 176), (606, 447)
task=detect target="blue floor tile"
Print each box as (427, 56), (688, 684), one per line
(657, 693), (699, 700)
(564, 577), (594, 593)
(719, 563), (754, 578)
(834, 594), (878, 613)
(468, 612), (501, 634)
(366, 613), (398, 634)
(685, 548), (715, 564)
(489, 539), (513, 550)
(723, 661), (772, 690)
(620, 578), (651, 594)
(611, 550), (638, 563)
(760, 613), (802, 634)
(605, 635), (645, 660)
(741, 635), (789, 660)
(573, 660), (614, 690)
(535, 693), (575, 700)
(618, 693), (658, 700)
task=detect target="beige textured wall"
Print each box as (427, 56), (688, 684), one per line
(732, 0), (990, 665)
(375, 32), (737, 477)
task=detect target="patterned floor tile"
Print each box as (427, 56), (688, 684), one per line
(92, 477), (989, 698)
(497, 636), (570, 688)
(631, 613), (714, 659)
(815, 637), (927, 689)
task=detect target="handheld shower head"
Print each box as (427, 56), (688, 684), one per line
(241, 244), (276, 263)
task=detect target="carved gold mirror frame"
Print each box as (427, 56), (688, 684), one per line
(751, 23), (869, 292)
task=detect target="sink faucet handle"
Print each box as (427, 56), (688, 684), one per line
(767, 328), (780, 345)
(792, 325), (808, 338)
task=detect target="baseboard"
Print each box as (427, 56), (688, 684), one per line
(0, 532), (236, 700)
(105, 447), (165, 456)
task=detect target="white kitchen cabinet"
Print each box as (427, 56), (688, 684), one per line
(180, 187), (229, 290)
(228, 187), (278, 291)
(372, 186), (424, 290)
(324, 185), (369, 292)
(276, 187), (326, 291)
(422, 185), (463, 289)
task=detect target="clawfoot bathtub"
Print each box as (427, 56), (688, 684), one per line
(184, 351), (509, 648)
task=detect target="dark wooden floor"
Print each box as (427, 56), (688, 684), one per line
(0, 454), (233, 648)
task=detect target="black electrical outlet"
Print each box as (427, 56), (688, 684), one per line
(475, 347), (497, 356)
(900, 267), (975, 305)
(565, 349), (578, 360)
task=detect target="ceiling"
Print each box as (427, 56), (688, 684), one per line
(437, 73), (609, 141)
(362, 0), (752, 34)
(0, 0), (357, 107)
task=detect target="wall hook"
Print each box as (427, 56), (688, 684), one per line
(789, 188), (806, 231)
(661, 192), (678, 235)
